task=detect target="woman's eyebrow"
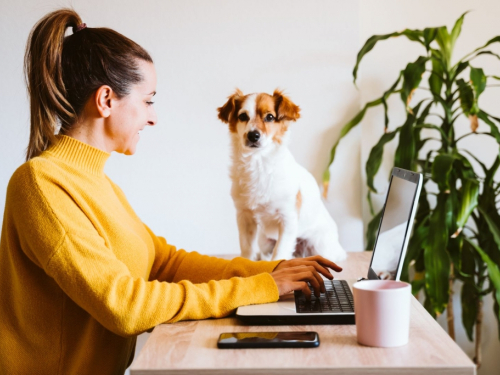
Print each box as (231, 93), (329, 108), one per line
(146, 91), (156, 96)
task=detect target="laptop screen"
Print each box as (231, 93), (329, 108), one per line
(368, 169), (421, 281)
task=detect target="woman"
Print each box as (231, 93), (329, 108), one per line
(0, 8), (342, 374)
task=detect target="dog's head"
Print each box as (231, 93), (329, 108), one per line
(217, 89), (300, 151)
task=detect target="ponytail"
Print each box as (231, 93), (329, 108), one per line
(24, 8), (152, 160)
(24, 9), (81, 160)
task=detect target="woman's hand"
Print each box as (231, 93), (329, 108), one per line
(271, 256), (343, 300)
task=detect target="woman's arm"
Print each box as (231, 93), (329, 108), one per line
(145, 225), (283, 283)
(10, 166), (279, 337)
(145, 227), (344, 299)
(45, 232), (278, 337)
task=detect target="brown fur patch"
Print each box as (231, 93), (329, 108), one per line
(273, 89), (301, 122)
(295, 190), (302, 216)
(254, 93), (296, 144)
(217, 89), (244, 133)
(254, 93), (276, 135)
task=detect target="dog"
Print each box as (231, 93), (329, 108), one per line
(217, 88), (346, 262)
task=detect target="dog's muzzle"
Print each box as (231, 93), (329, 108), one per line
(246, 130), (260, 148)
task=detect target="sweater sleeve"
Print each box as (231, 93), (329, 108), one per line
(45, 234), (279, 337)
(145, 225), (283, 283)
(10, 164), (280, 338)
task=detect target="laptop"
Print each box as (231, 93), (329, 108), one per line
(236, 167), (423, 325)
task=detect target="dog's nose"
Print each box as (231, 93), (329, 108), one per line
(247, 130), (260, 143)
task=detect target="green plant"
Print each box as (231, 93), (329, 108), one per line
(324, 12), (500, 366)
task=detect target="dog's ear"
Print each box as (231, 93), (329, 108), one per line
(273, 89), (301, 122)
(217, 89), (244, 124)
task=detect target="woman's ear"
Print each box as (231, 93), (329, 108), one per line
(94, 85), (114, 118)
(273, 89), (301, 122)
(217, 88), (244, 124)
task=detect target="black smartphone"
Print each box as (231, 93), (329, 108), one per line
(217, 331), (319, 349)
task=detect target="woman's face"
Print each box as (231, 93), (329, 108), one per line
(107, 60), (157, 155)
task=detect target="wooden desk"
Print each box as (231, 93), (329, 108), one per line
(130, 252), (476, 375)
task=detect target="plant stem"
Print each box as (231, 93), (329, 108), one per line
(473, 298), (483, 368)
(455, 132), (492, 143)
(447, 263), (456, 340)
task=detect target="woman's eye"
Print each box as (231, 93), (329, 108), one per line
(238, 113), (249, 122)
(146, 101), (155, 106)
(265, 114), (275, 122)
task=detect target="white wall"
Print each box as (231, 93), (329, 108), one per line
(1, 0), (499, 374)
(0, 0), (363, 254)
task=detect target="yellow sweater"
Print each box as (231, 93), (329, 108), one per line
(0, 135), (281, 375)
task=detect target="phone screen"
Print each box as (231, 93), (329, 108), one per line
(217, 331), (319, 349)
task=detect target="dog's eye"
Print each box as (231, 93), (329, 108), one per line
(265, 114), (275, 122)
(238, 113), (249, 122)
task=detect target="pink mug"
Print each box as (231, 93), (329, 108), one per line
(353, 280), (411, 347)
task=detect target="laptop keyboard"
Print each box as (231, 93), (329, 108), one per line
(294, 279), (354, 313)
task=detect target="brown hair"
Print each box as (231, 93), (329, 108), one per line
(24, 8), (153, 160)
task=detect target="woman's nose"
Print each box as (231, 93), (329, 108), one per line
(148, 108), (157, 126)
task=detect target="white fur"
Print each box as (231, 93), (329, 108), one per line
(226, 94), (346, 262)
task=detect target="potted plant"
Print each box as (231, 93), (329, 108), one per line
(324, 12), (500, 367)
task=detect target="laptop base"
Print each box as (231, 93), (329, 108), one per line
(237, 314), (355, 325)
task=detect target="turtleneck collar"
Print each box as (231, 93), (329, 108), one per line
(44, 135), (110, 176)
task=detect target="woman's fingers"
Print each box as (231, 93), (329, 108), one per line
(290, 267), (323, 297)
(295, 281), (311, 300)
(275, 255), (343, 275)
(304, 261), (333, 280)
(271, 261), (340, 298)
(309, 255), (343, 272)
(307, 265), (326, 294)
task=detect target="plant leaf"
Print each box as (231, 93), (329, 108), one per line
(473, 50), (500, 62)
(465, 238), (500, 328)
(423, 27), (438, 51)
(353, 30), (424, 83)
(323, 97), (383, 186)
(461, 280), (478, 341)
(415, 123), (448, 143)
(416, 100), (434, 126)
(477, 206), (500, 251)
(460, 149), (488, 175)
(455, 152), (477, 179)
(415, 186), (431, 225)
(382, 72), (403, 130)
(485, 152), (500, 186)
(435, 26), (451, 68)
(457, 78), (475, 116)
(450, 60), (469, 82)
(401, 219), (429, 282)
(470, 66), (487, 98)
(466, 36), (500, 59)
(450, 11), (469, 50)
(423, 288), (437, 318)
(455, 179), (479, 236)
(424, 193), (452, 314)
(460, 238), (477, 279)
(429, 55), (444, 97)
(366, 128), (400, 192)
(401, 56), (429, 109)
(366, 208), (383, 250)
(411, 277), (426, 296)
(477, 111), (500, 144)
(394, 102), (424, 171)
(431, 153), (455, 192)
